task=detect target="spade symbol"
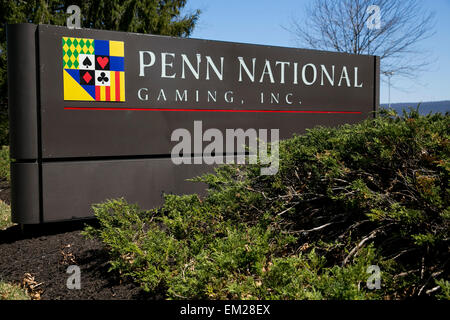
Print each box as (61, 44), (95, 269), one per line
(97, 72), (109, 84)
(83, 57), (92, 67)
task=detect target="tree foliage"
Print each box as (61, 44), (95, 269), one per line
(0, 0), (200, 144)
(85, 109), (449, 299)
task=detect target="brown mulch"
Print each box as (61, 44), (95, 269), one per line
(0, 180), (161, 300)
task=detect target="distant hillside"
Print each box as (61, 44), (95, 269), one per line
(380, 100), (450, 115)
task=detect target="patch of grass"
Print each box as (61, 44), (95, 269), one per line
(0, 200), (13, 230)
(0, 281), (30, 300)
(0, 145), (10, 182)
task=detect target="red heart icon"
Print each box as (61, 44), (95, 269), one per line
(97, 56), (109, 69)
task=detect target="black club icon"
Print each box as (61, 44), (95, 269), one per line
(97, 72), (109, 84)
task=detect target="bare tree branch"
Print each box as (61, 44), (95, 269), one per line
(286, 0), (436, 81)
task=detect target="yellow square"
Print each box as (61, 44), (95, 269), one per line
(110, 41), (124, 57)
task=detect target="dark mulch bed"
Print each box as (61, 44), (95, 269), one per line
(0, 180), (161, 300)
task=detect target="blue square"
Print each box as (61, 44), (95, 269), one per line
(94, 40), (109, 56)
(110, 56), (124, 71)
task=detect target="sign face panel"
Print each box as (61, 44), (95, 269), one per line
(7, 24), (379, 223)
(37, 25), (378, 159)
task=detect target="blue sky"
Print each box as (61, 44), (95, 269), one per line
(184, 0), (450, 104)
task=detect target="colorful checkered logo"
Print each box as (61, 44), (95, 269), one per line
(62, 37), (125, 101)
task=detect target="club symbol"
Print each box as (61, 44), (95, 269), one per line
(97, 72), (109, 84)
(83, 57), (92, 67)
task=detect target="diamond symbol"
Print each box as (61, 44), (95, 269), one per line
(82, 72), (92, 84)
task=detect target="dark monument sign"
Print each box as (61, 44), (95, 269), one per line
(7, 24), (379, 224)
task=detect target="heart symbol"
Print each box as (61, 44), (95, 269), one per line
(97, 56), (109, 69)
